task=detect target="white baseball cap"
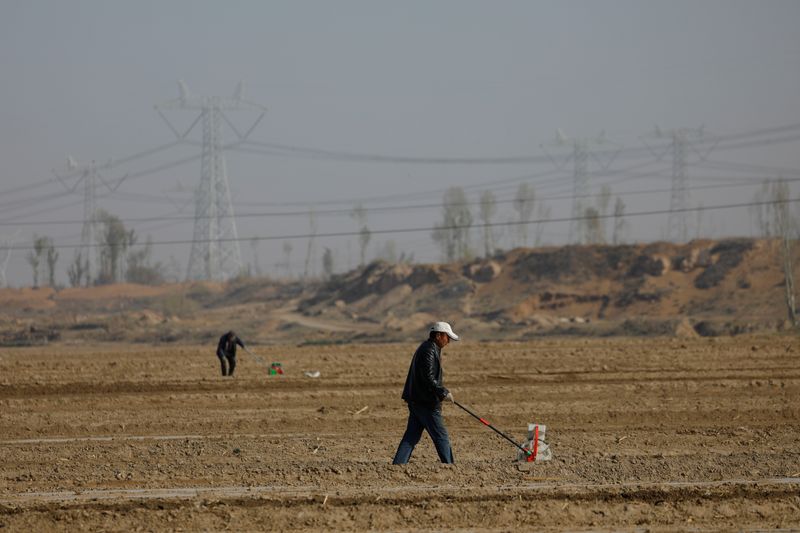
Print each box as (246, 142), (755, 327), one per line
(430, 321), (459, 341)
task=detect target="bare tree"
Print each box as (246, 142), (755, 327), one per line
(26, 235), (49, 288)
(478, 190), (497, 257)
(0, 233), (20, 288)
(68, 251), (89, 287)
(512, 183), (536, 247)
(126, 235), (165, 285)
(431, 187), (473, 262)
(322, 247), (334, 279)
(376, 240), (398, 263)
(250, 237), (261, 277)
(583, 185), (613, 244)
(597, 184), (612, 242)
(282, 241), (293, 279)
(359, 226), (371, 266)
(95, 209), (129, 284)
(583, 207), (604, 244)
(46, 239), (58, 287)
(351, 203), (371, 267)
(612, 196), (627, 245)
(533, 202), (552, 246)
(303, 209), (318, 279)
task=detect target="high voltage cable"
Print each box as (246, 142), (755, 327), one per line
(2, 123), (798, 207)
(694, 159), (800, 176)
(225, 159), (667, 210)
(6, 197), (798, 251)
(4, 175), (797, 228)
(2, 121), (799, 202)
(1, 122), (798, 226)
(235, 122), (800, 165)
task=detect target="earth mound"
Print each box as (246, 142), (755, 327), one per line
(0, 238), (796, 343)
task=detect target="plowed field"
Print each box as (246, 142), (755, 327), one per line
(1, 337), (799, 531)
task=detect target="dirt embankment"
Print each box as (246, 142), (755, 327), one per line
(1, 238), (797, 345)
(300, 238), (797, 339)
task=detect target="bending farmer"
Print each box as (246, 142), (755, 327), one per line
(392, 321), (459, 464)
(216, 330), (245, 377)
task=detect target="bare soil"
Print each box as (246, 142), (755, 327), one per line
(1, 336), (799, 531)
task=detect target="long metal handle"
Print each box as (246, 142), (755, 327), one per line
(243, 346), (269, 368)
(453, 400), (532, 457)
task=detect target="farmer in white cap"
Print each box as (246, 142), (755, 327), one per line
(392, 321), (459, 464)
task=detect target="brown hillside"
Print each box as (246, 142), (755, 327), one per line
(1, 238), (796, 345)
(300, 238), (797, 339)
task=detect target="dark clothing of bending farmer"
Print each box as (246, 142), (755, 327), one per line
(392, 322), (459, 465)
(216, 331), (245, 376)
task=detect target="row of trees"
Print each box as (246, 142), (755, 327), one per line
(430, 183), (629, 262)
(27, 209), (165, 288)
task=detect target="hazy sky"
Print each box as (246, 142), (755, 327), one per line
(1, 1), (799, 286)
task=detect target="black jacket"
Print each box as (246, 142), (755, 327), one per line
(401, 339), (449, 407)
(217, 334), (244, 358)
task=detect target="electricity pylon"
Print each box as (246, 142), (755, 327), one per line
(54, 157), (105, 285)
(542, 130), (621, 244)
(643, 126), (707, 243)
(156, 81), (266, 281)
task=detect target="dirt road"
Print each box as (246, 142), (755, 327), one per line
(1, 336), (798, 531)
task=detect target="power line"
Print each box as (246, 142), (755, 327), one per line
(5, 174), (799, 227)
(233, 122), (800, 165)
(5, 174), (797, 228)
(7, 197), (798, 252)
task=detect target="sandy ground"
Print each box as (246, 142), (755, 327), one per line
(1, 336), (799, 532)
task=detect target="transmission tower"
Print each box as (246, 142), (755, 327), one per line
(156, 81), (266, 281)
(568, 139), (589, 244)
(80, 162), (100, 283)
(55, 157), (105, 285)
(543, 130), (620, 244)
(668, 130), (689, 242)
(643, 126), (706, 243)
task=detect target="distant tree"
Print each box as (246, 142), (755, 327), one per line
(597, 185), (612, 241)
(583, 207), (604, 244)
(282, 241), (293, 279)
(533, 202), (552, 247)
(431, 187), (473, 262)
(583, 185), (613, 245)
(351, 203), (371, 267)
(67, 251), (88, 287)
(164, 255), (183, 283)
(303, 210), (318, 279)
(26, 235), (49, 288)
(612, 197), (627, 245)
(478, 190), (497, 257)
(694, 201), (705, 239)
(0, 235), (18, 288)
(126, 235), (165, 285)
(250, 238), (261, 277)
(322, 247), (334, 279)
(94, 209), (129, 284)
(46, 239), (58, 287)
(512, 183), (536, 247)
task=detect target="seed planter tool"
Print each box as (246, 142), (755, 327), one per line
(243, 347), (270, 369)
(454, 400), (537, 462)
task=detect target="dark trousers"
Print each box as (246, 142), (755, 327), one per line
(392, 402), (453, 464)
(218, 354), (236, 376)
